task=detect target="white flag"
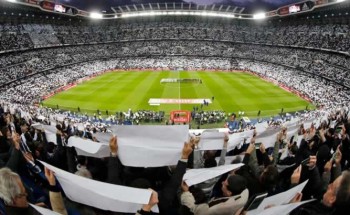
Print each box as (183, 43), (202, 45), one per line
(40, 161), (158, 213)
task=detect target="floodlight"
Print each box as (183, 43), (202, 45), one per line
(253, 12), (266, 19)
(90, 12), (103, 19)
(119, 10), (239, 19)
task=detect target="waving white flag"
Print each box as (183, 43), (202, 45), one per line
(183, 163), (244, 186)
(40, 161), (158, 213)
(115, 125), (189, 167)
(68, 136), (110, 158)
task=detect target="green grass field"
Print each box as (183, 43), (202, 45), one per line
(43, 71), (313, 117)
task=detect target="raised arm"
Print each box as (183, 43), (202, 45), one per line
(243, 137), (260, 179)
(4, 133), (22, 172)
(158, 141), (193, 214)
(136, 189), (159, 215)
(106, 136), (123, 185)
(193, 136), (204, 168)
(45, 167), (68, 215)
(218, 135), (229, 166)
(259, 143), (273, 167)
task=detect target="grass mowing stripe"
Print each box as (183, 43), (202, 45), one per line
(179, 71), (199, 110)
(134, 72), (161, 111)
(113, 71), (154, 111)
(134, 72), (166, 111)
(160, 71), (182, 111)
(219, 72), (309, 113)
(194, 72), (223, 110)
(204, 71), (243, 111)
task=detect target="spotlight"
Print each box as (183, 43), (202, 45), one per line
(253, 12), (266, 19)
(90, 12), (103, 19)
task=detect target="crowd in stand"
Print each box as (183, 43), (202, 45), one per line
(240, 60), (350, 109)
(0, 60), (120, 104)
(1, 22), (350, 53)
(1, 40), (349, 87)
(191, 110), (226, 125)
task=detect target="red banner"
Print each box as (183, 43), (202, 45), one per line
(278, 7), (289, 15)
(41, 1), (54, 11)
(170, 110), (191, 123)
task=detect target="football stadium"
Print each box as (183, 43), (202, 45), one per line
(0, 0), (350, 215)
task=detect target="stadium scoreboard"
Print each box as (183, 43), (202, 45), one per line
(278, 0), (315, 15)
(269, 0), (332, 17)
(19, 0), (78, 15)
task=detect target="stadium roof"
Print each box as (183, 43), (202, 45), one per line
(57, 0), (306, 13)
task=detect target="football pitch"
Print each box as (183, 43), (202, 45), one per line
(43, 71), (313, 117)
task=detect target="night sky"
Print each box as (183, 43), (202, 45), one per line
(57, 0), (304, 13)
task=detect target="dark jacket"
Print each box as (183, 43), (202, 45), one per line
(291, 201), (335, 215)
(107, 156), (187, 214)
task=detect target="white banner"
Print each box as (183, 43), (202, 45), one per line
(247, 200), (314, 215)
(148, 98), (212, 104)
(30, 204), (61, 215)
(255, 121), (268, 135)
(183, 163), (244, 186)
(93, 132), (113, 143)
(45, 132), (57, 145)
(42, 124), (57, 134)
(40, 161), (158, 213)
(114, 125), (189, 167)
(68, 136), (110, 158)
(257, 180), (308, 211)
(189, 128), (229, 135)
(228, 130), (255, 150)
(199, 131), (226, 150)
(31, 123), (44, 130)
(215, 155), (245, 165)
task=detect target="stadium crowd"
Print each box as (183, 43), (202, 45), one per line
(1, 22), (349, 53)
(240, 60), (350, 109)
(1, 40), (349, 86)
